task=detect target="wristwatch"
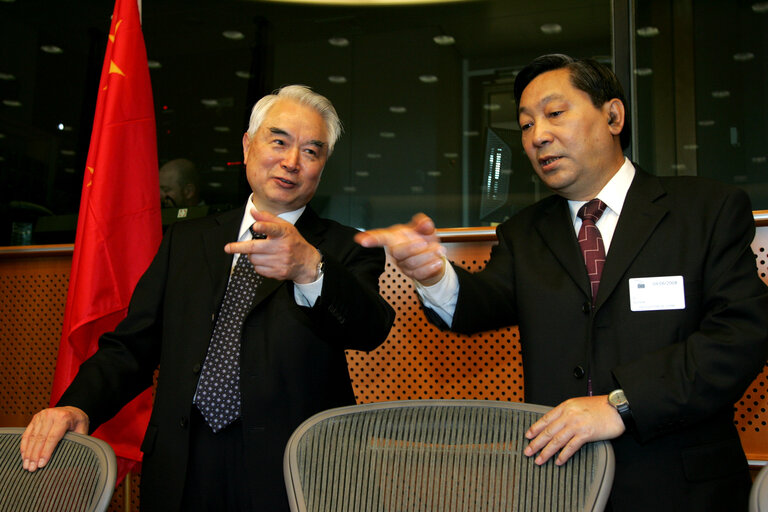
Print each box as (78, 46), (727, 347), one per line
(608, 389), (635, 432)
(315, 251), (325, 280)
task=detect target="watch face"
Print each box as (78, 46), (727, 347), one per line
(609, 389), (626, 406)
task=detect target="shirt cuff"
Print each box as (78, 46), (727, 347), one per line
(294, 274), (323, 307)
(414, 258), (459, 326)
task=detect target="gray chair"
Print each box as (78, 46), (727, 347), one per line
(284, 399), (615, 512)
(751, 464), (768, 512)
(0, 427), (117, 512)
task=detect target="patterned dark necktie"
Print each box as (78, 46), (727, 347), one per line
(577, 199), (608, 301)
(194, 227), (264, 432)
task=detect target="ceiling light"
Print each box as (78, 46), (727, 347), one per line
(355, 171), (370, 177)
(213, 126), (230, 132)
(148, 60), (162, 69)
(235, 71), (252, 79)
(634, 68), (653, 76)
(410, 186), (424, 193)
(733, 52), (755, 61)
(366, 153), (382, 159)
(328, 75), (347, 84)
(427, 171), (442, 177)
(752, 2), (768, 13)
(683, 144), (698, 150)
(208, 182), (223, 188)
(343, 186), (357, 193)
(433, 35), (455, 45)
(389, 106), (407, 113)
(328, 37), (349, 47)
(201, 99), (220, 107)
(213, 148), (229, 153)
(211, 166), (226, 171)
(483, 103), (501, 111)
(636, 26), (660, 37)
(443, 152), (458, 158)
(60, 149), (76, 156)
(540, 23), (562, 35)
(697, 120), (715, 127)
(2, 99), (21, 107)
(419, 74), (438, 83)
(0, 73), (15, 80)
(380, 132), (395, 138)
(222, 30), (245, 40)
(752, 156), (767, 163)
(40, 45), (63, 54)
(711, 90), (730, 98)
(64, 167), (75, 173)
(463, 130), (479, 137)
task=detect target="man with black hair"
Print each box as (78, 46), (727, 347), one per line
(357, 54), (768, 510)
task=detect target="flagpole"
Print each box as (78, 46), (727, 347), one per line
(124, 471), (132, 512)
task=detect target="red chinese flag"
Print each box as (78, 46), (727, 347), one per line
(50, 0), (161, 483)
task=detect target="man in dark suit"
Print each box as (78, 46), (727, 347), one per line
(356, 55), (768, 510)
(21, 85), (395, 511)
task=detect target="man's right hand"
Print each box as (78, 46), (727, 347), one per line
(354, 213), (446, 286)
(20, 406), (89, 472)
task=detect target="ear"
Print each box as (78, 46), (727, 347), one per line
(242, 133), (251, 160)
(604, 99), (625, 136)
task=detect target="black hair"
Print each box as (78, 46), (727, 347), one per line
(513, 54), (630, 150)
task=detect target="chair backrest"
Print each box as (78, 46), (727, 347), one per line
(284, 400), (615, 512)
(0, 427), (117, 512)
(751, 465), (768, 512)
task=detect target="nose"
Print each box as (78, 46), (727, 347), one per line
(530, 121), (553, 148)
(281, 147), (300, 172)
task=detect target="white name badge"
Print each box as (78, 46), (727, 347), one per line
(629, 275), (685, 311)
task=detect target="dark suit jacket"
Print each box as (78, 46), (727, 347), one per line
(442, 169), (768, 511)
(59, 204), (395, 511)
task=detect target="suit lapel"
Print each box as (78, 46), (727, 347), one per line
(534, 197), (592, 298)
(595, 168), (668, 309)
(202, 207), (243, 310)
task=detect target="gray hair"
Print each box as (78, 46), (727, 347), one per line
(245, 85), (343, 155)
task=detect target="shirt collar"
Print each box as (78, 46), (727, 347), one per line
(237, 194), (306, 241)
(568, 157), (635, 221)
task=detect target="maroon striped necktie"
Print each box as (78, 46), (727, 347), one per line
(577, 199), (608, 301)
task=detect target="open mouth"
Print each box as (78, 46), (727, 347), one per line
(540, 156), (562, 166)
(275, 177), (296, 186)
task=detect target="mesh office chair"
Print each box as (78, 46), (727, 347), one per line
(751, 465), (768, 512)
(284, 400), (615, 512)
(0, 427), (117, 512)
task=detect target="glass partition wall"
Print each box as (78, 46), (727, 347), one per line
(0, 0), (766, 245)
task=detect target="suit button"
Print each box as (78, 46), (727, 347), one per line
(582, 302), (591, 314)
(573, 366), (585, 379)
(180, 416), (189, 429)
(192, 363), (201, 374)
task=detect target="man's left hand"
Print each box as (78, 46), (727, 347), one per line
(524, 395), (625, 465)
(224, 209), (322, 284)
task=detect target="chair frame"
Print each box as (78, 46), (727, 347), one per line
(751, 464), (768, 512)
(0, 427), (117, 512)
(284, 399), (615, 512)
